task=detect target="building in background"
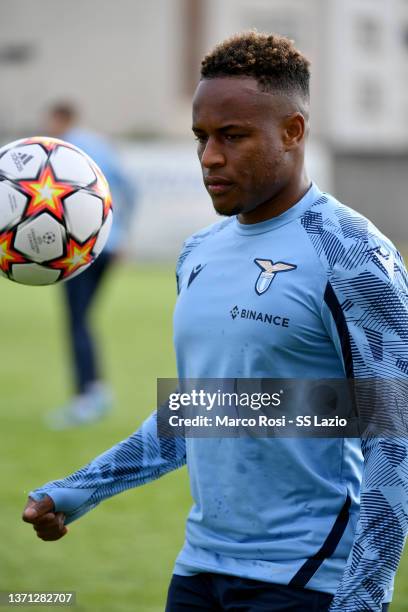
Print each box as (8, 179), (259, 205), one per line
(0, 0), (187, 139)
(0, 0), (407, 250)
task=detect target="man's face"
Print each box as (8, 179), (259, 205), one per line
(44, 112), (71, 138)
(192, 77), (299, 219)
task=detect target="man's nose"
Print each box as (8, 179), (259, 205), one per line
(200, 137), (226, 169)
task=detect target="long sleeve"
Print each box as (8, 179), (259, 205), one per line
(30, 411), (186, 524)
(322, 236), (408, 611)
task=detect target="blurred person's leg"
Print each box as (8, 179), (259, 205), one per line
(46, 251), (114, 429)
(66, 252), (111, 392)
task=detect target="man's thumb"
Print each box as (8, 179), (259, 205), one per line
(23, 495), (54, 522)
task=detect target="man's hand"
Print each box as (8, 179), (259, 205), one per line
(22, 495), (68, 541)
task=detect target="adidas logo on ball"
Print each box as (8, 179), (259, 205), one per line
(11, 151), (34, 172)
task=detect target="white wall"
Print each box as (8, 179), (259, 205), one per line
(0, 0), (185, 138)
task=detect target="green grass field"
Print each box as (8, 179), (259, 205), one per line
(1, 264), (407, 611)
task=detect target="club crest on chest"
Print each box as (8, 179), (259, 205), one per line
(254, 258), (297, 295)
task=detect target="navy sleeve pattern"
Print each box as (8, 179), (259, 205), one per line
(31, 411), (186, 524)
(301, 197), (408, 611)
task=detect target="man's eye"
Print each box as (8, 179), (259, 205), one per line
(194, 134), (207, 144)
(225, 134), (245, 141)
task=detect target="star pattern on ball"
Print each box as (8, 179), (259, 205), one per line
(20, 165), (75, 220)
(50, 236), (96, 278)
(92, 165), (112, 218)
(24, 137), (70, 152)
(0, 231), (26, 273)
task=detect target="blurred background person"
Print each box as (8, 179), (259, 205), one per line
(44, 101), (137, 429)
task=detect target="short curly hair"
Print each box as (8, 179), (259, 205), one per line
(201, 31), (310, 99)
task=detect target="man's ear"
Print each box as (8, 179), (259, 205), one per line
(282, 113), (306, 149)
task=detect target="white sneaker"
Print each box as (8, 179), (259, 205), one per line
(45, 383), (113, 430)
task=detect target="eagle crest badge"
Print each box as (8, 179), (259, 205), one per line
(254, 258), (297, 295)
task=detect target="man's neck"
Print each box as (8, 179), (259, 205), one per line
(238, 170), (311, 225)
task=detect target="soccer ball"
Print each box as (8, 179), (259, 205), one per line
(0, 136), (113, 285)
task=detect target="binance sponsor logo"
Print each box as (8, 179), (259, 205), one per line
(230, 305), (289, 327)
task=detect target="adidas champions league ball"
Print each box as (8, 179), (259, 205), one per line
(0, 136), (113, 285)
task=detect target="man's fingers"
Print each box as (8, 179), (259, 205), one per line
(55, 512), (66, 530)
(33, 512), (66, 529)
(32, 512), (68, 541)
(22, 495), (55, 523)
(31, 512), (57, 526)
(35, 526), (68, 541)
(33, 523), (67, 535)
(23, 495), (68, 542)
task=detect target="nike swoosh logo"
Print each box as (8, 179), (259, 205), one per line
(188, 263), (206, 287)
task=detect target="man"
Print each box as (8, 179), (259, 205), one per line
(23, 33), (408, 611)
(44, 102), (136, 428)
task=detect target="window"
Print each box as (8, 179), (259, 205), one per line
(402, 24), (408, 51)
(0, 43), (35, 65)
(354, 15), (381, 51)
(356, 78), (383, 115)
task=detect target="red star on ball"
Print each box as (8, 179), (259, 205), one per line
(23, 137), (63, 152)
(50, 236), (96, 278)
(0, 231), (26, 273)
(92, 164), (112, 219)
(20, 165), (75, 220)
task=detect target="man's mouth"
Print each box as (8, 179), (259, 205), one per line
(204, 176), (235, 195)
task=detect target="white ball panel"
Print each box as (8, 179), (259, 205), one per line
(0, 138), (24, 154)
(0, 182), (28, 230)
(64, 191), (103, 242)
(11, 263), (60, 285)
(93, 210), (113, 256)
(14, 213), (65, 262)
(0, 145), (47, 180)
(51, 145), (96, 185)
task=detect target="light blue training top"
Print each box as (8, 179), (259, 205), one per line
(31, 184), (408, 611)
